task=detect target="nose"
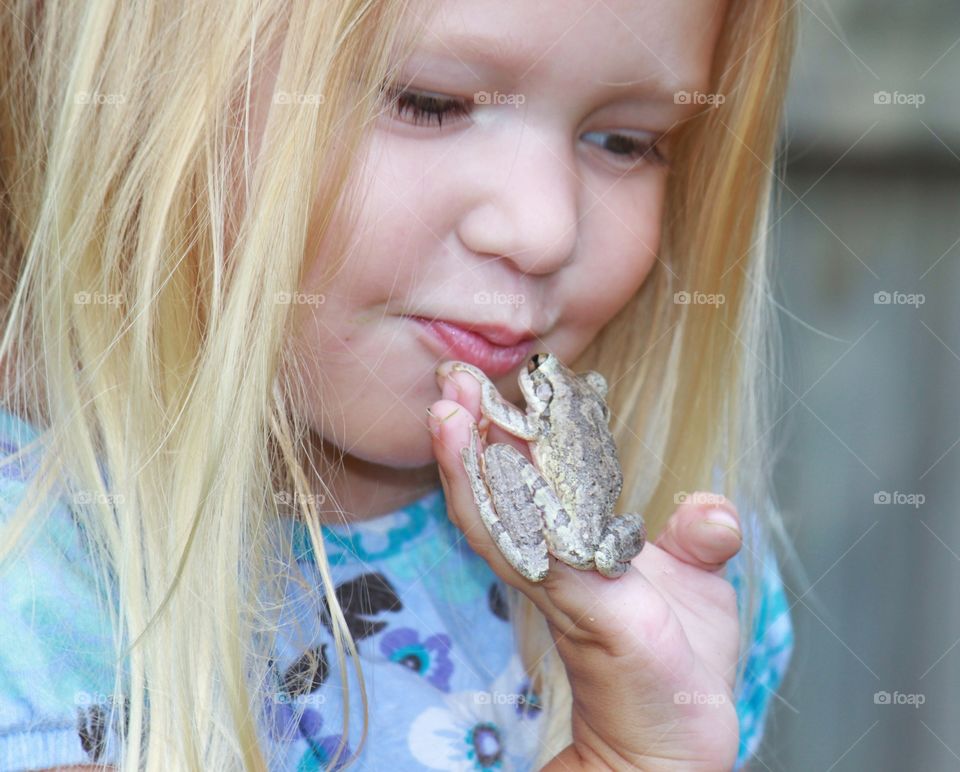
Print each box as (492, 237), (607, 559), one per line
(455, 128), (579, 276)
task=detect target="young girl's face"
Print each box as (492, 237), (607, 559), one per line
(269, 0), (725, 477)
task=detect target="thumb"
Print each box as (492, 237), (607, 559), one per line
(654, 494), (743, 575)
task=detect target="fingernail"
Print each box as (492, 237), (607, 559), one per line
(436, 361), (454, 379)
(702, 509), (741, 538)
(426, 404), (460, 438)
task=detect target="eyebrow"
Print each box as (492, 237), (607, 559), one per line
(413, 31), (696, 103)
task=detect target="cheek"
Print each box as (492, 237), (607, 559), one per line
(578, 173), (667, 321)
(297, 136), (442, 311)
(276, 136), (448, 464)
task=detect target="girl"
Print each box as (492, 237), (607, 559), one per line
(0, 0), (798, 769)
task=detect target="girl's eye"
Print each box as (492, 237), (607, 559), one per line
(581, 131), (668, 167)
(387, 87), (471, 128)
(385, 86), (668, 166)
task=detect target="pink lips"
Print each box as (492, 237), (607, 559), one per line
(409, 316), (535, 377)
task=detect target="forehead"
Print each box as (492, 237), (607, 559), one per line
(413, 0), (728, 97)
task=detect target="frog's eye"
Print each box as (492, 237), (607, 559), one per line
(528, 353), (550, 373)
(602, 404), (611, 422)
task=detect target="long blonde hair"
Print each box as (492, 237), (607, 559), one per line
(0, 0), (801, 769)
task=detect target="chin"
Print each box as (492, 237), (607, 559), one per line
(321, 412), (441, 470)
(367, 431), (438, 469)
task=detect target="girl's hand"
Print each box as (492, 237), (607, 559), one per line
(427, 371), (744, 772)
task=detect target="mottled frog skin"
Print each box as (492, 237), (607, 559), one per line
(448, 353), (647, 582)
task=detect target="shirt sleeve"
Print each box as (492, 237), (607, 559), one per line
(0, 414), (123, 771)
(730, 543), (795, 770)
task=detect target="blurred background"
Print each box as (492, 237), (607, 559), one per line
(757, 0), (960, 769)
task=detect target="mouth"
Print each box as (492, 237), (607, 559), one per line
(406, 315), (537, 377)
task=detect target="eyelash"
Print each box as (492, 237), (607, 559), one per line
(386, 87), (669, 167)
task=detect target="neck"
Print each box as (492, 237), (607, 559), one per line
(307, 433), (441, 524)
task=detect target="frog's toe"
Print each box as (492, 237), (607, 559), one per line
(594, 555), (630, 579)
(595, 513), (647, 578)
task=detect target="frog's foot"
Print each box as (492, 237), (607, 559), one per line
(459, 422), (550, 582)
(594, 513), (647, 579)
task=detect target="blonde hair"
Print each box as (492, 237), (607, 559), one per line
(0, 0), (802, 769)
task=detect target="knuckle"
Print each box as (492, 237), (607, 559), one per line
(703, 575), (738, 610)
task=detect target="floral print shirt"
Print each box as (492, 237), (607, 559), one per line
(0, 407), (793, 770)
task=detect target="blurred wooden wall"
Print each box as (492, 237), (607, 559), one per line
(754, 1), (960, 769)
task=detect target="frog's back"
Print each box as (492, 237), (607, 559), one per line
(537, 378), (622, 530)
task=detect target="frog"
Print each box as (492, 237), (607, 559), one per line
(442, 352), (647, 582)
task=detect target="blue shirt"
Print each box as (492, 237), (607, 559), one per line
(0, 407), (793, 770)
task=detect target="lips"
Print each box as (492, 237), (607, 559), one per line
(408, 316), (536, 377)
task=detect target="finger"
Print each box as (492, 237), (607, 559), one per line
(425, 396), (547, 593)
(436, 367), (532, 461)
(653, 493), (742, 575)
(437, 368), (481, 422)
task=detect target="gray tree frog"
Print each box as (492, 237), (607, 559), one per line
(446, 352), (647, 582)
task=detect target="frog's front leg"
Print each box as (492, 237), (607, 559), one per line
(445, 361), (539, 440)
(594, 513), (647, 579)
(582, 370), (608, 400)
(459, 422), (555, 582)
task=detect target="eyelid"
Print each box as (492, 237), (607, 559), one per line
(383, 83), (470, 107)
(388, 87), (471, 127)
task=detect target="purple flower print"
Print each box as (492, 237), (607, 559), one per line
(379, 626), (454, 692)
(263, 694), (353, 771)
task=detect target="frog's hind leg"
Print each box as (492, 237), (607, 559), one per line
(459, 422), (550, 582)
(595, 514), (647, 579)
